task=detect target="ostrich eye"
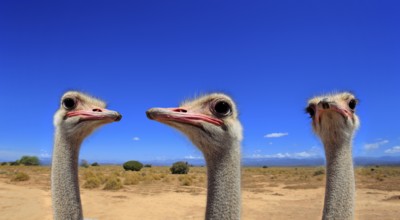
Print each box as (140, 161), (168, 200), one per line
(306, 106), (315, 118)
(63, 98), (76, 110)
(213, 101), (232, 117)
(348, 99), (357, 110)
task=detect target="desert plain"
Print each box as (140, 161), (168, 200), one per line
(0, 165), (399, 220)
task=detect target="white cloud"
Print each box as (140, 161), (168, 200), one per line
(384, 146), (400, 154)
(39, 149), (51, 159)
(264, 132), (288, 138)
(184, 155), (204, 160)
(245, 147), (322, 159)
(132, 137), (140, 141)
(364, 140), (389, 150)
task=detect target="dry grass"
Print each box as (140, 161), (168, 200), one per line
(103, 177), (123, 190)
(11, 172), (30, 182)
(241, 167), (326, 190)
(1, 165), (399, 193)
(356, 166), (400, 191)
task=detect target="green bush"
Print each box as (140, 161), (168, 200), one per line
(18, 156), (40, 166)
(10, 161), (20, 166)
(170, 161), (189, 174)
(262, 166), (268, 168)
(11, 172), (30, 182)
(80, 159), (89, 168)
(1, 162), (7, 166)
(144, 164), (152, 168)
(91, 162), (99, 166)
(123, 160), (143, 171)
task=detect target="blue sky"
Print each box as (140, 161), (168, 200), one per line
(1, 1), (400, 163)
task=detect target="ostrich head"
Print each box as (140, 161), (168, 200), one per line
(146, 93), (242, 157)
(306, 92), (360, 143)
(53, 91), (122, 142)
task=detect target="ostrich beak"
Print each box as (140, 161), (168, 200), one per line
(314, 102), (352, 126)
(66, 108), (122, 122)
(146, 107), (223, 126)
(316, 102), (352, 118)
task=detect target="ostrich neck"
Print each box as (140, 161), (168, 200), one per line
(204, 141), (241, 220)
(51, 129), (83, 220)
(322, 136), (355, 220)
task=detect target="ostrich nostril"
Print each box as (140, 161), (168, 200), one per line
(173, 108), (187, 113)
(146, 111), (154, 120)
(322, 102), (330, 109)
(93, 108), (102, 112)
(319, 101), (330, 109)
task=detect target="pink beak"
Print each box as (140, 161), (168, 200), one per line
(66, 108), (122, 122)
(146, 107), (223, 126)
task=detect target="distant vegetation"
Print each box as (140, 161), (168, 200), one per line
(2, 165), (400, 192)
(170, 161), (189, 174)
(18, 156), (40, 166)
(0, 156), (40, 166)
(123, 160), (143, 171)
(80, 159), (90, 168)
(144, 164), (152, 168)
(91, 162), (100, 166)
(10, 161), (20, 166)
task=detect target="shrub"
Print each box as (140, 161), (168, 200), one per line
(144, 164), (152, 168)
(1, 162), (7, 166)
(83, 176), (101, 189)
(103, 177), (123, 190)
(11, 172), (30, 182)
(82, 170), (96, 179)
(18, 156), (40, 166)
(124, 173), (140, 185)
(10, 161), (20, 166)
(82, 170), (106, 184)
(80, 159), (89, 168)
(262, 166), (268, 168)
(181, 178), (192, 186)
(170, 161), (189, 174)
(123, 160), (143, 171)
(91, 162), (99, 166)
(313, 169), (325, 176)
(112, 170), (123, 177)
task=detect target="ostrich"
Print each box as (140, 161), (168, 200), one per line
(52, 91), (122, 220)
(306, 92), (360, 220)
(146, 93), (243, 220)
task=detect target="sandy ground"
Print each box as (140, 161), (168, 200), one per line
(1, 181), (399, 220)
